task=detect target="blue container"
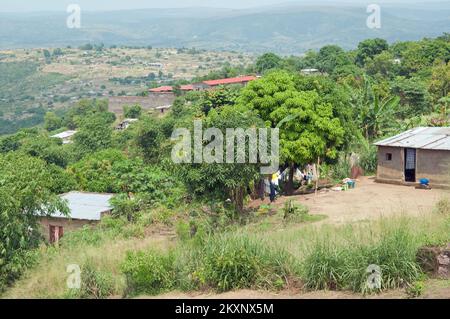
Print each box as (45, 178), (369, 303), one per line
(419, 178), (429, 186)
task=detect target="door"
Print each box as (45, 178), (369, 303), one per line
(404, 148), (416, 182)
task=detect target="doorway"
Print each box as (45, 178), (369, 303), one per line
(404, 148), (416, 182)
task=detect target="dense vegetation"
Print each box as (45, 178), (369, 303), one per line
(0, 34), (449, 296)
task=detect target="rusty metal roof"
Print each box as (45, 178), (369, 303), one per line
(374, 127), (450, 151)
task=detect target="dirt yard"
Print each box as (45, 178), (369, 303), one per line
(251, 176), (449, 225)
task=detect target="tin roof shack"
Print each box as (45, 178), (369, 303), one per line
(374, 127), (450, 188)
(39, 192), (114, 243)
(51, 130), (77, 144)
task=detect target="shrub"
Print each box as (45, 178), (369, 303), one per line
(79, 261), (115, 299)
(331, 155), (351, 180)
(359, 144), (377, 174)
(121, 250), (175, 296)
(406, 280), (425, 298)
(282, 200), (309, 222)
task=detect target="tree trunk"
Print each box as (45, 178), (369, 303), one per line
(232, 187), (245, 214)
(286, 162), (295, 195)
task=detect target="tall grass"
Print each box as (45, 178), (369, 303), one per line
(121, 234), (299, 296)
(262, 211), (450, 294)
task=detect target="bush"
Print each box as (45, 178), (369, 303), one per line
(121, 250), (176, 296)
(359, 144), (377, 174)
(331, 155), (351, 180)
(282, 200), (309, 222)
(79, 261), (115, 299)
(406, 280), (425, 298)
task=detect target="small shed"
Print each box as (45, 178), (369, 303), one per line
(374, 127), (450, 188)
(39, 192), (114, 243)
(51, 130), (77, 144)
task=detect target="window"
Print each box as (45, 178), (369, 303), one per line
(385, 153), (392, 161)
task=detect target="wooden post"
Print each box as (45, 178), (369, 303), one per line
(315, 157), (320, 196)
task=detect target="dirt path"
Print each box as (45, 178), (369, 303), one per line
(143, 279), (450, 299)
(250, 177), (448, 225)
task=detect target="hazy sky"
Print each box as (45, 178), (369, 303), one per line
(0, 0), (420, 12)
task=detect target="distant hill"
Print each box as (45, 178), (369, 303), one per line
(0, 2), (449, 54)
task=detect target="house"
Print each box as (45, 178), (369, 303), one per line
(39, 192), (114, 243)
(108, 95), (176, 115)
(374, 127), (450, 188)
(155, 105), (172, 114)
(148, 76), (257, 93)
(116, 118), (138, 130)
(201, 76), (257, 88)
(149, 84), (195, 93)
(51, 130), (77, 144)
(300, 68), (320, 75)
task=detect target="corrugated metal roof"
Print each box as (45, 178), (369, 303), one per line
(51, 130), (77, 139)
(50, 192), (114, 221)
(374, 127), (450, 150)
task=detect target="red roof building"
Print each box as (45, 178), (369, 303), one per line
(149, 86), (173, 93)
(202, 76), (257, 87)
(148, 76), (256, 93)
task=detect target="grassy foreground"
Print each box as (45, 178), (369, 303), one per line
(3, 199), (450, 299)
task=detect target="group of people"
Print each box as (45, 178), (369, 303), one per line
(259, 164), (318, 203)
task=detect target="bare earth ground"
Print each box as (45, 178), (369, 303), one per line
(250, 176), (449, 225)
(144, 279), (450, 299)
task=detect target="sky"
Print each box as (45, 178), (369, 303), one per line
(0, 0), (421, 12)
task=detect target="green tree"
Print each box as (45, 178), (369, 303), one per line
(351, 76), (400, 140)
(239, 71), (345, 194)
(44, 112), (63, 131)
(177, 104), (264, 213)
(124, 104), (142, 119)
(429, 61), (450, 105)
(255, 53), (282, 74)
(365, 51), (397, 78)
(316, 45), (351, 74)
(0, 153), (68, 290)
(73, 114), (113, 158)
(355, 38), (389, 66)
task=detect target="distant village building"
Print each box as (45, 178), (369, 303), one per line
(201, 76), (257, 88)
(51, 130), (77, 144)
(374, 127), (450, 188)
(148, 62), (163, 68)
(109, 76), (256, 116)
(108, 95), (175, 115)
(148, 75), (257, 93)
(301, 68), (320, 75)
(155, 105), (172, 114)
(115, 118), (139, 130)
(39, 192), (113, 243)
